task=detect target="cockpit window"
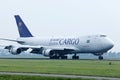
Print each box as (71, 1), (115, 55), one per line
(100, 35), (106, 37)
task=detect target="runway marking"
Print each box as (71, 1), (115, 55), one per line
(0, 72), (119, 80)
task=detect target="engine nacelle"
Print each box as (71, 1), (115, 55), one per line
(9, 47), (22, 55)
(42, 49), (54, 57)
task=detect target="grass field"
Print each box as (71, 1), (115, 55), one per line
(0, 75), (94, 80)
(0, 59), (119, 78)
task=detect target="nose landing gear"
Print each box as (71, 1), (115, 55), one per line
(93, 53), (104, 60)
(98, 56), (103, 60)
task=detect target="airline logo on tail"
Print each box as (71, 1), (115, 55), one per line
(18, 22), (22, 27)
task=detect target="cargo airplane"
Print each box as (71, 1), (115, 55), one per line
(0, 15), (114, 60)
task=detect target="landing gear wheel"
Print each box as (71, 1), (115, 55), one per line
(61, 56), (67, 59)
(50, 56), (59, 59)
(72, 56), (79, 59)
(72, 53), (79, 59)
(98, 56), (103, 60)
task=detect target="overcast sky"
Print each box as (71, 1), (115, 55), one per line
(0, 0), (120, 52)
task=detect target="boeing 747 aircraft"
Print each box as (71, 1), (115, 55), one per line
(0, 15), (114, 60)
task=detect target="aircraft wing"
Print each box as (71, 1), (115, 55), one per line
(2, 45), (79, 55)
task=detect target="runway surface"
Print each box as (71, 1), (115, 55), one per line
(0, 72), (120, 80)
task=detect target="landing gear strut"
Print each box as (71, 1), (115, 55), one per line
(98, 56), (103, 60)
(72, 54), (79, 59)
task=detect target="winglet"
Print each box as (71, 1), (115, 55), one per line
(14, 15), (33, 37)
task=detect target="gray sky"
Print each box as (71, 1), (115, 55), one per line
(0, 0), (120, 51)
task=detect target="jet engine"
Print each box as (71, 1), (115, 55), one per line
(9, 47), (22, 55)
(42, 49), (55, 57)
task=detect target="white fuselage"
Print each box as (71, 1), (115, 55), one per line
(17, 35), (114, 53)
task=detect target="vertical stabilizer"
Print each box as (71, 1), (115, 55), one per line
(14, 15), (33, 37)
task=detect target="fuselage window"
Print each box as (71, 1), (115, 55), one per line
(86, 40), (90, 43)
(100, 35), (106, 37)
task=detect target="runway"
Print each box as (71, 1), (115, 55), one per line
(0, 72), (120, 80)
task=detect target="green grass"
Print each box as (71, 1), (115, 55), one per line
(0, 75), (94, 80)
(0, 59), (119, 77)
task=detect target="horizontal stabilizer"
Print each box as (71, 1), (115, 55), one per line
(0, 38), (25, 44)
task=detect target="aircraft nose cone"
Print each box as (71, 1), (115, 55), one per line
(107, 39), (114, 49)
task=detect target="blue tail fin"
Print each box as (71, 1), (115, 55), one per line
(14, 15), (33, 37)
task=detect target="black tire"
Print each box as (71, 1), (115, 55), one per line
(61, 56), (67, 59)
(72, 56), (79, 59)
(55, 56), (59, 59)
(98, 56), (103, 60)
(76, 56), (79, 59)
(50, 56), (59, 59)
(50, 57), (53, 59)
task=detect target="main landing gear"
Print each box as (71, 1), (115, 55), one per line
(50, 55), (67, 59)
(98, 56), (103, 60)
(49, 54), (79, 60)
(50, 56), (60, 59)
(72, 54), (79, 59)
